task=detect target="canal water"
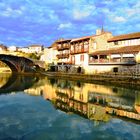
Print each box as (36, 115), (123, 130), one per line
(0, 73), (140, 140)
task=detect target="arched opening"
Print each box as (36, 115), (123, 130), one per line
(0, 60), (18, 73)
(0, 60), (12, 73)
(0, 54), (38, 73)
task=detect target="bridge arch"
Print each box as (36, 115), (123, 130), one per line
(0, 54), (37, 73)
(0, 59), (18, 72)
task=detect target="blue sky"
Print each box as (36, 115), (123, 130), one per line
(0, 0), (139, 47)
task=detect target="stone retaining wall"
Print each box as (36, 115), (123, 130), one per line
(49, 64), (140, 77)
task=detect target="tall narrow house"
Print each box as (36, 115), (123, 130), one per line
(56, 39), (71, 65)
(70, 36), (92, 67)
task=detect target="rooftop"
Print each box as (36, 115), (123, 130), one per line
(56, 39), (71, 43)
(71, 35), (94, 42)
(28, 44), (44, 47)
(90, 45), (140, 55)
(108, 32), (140, 42)
(71, 32), (111, 42)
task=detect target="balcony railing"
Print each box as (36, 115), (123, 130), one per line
(89, 58), (136, 65)
(57, 45), (70, 51)
(56, 53), (69, 59)
(70, 48), (88, 54)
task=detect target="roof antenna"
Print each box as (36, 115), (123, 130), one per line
(101, 25), (104, 33)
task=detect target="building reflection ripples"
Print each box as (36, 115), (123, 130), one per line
(23, 77), (140, 123)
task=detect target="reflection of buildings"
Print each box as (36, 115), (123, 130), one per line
(25, 77), (140, 122)
(55, 80), (88, 116)
(88, 92), (139, 121)
(24, 87), (43, 96)
(24, 77), (56, 100)
(49, 79), (140, 122)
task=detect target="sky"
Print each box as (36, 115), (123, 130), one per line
(0, 0), (139, 47)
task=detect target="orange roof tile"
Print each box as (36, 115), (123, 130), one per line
(28, 44), (43, 47)
(71, 35), (94, 42)
(108, 32), (140, 42)
(71, 32), (112, 42)
(56, 39), (71, 43)
(90, 45), (140, 55)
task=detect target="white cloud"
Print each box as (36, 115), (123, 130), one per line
(81, 24), (97, 32)
(126, 9), (137, 17)
(58, 23), (73, 30)
(0, 0), (139, 46)
(72, 1), (96, 20)
(113, 16), (126, 23)
(101, 7), (127, 23)
(125, 1), (140, 17)
(99, 0), (140, 25)
(48, 10), (59, 21)
(1, 6), (24, 17)
(73, 9), (91, 20)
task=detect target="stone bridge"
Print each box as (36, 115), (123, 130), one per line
(0, 54), (44, 73)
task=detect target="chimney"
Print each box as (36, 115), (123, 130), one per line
(96, 29), (102, 35)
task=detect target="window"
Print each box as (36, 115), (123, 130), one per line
(71, 45), (74, 52)
(80, 55), (84, 62)
(93, 42), (97, 49)
(114, 41), (118, 45)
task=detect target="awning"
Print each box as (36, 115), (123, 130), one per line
(89, 45), (140, 55)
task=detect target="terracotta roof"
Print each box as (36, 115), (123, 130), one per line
(90, 45), (140, 55)
(108, 32), (140, 42)
(56, 39), (71, 43)
(29, 44), (43, 47)
(71, 32), (112, 42)
(71, 35), (94, 42)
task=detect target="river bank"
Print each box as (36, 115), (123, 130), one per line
(42, 71), (140, 88)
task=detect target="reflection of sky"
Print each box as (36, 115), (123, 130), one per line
(0, 0), (139, 46)
(0, 93), (140, 140)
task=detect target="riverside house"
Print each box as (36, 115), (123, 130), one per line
(70, 35), (92, 68)
(40, 46), (58, 65)
(53, 30), (140, 75)
(88, 32), (140, 75)
(28, 44), (44, 53)
(55, 39), (72, 72)
(55, 36), (92, 73)
(70, 29), (112, 67)
(56, 39), (71, 65)
(55, 29), (113, 73)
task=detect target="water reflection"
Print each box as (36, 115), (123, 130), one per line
(0, 73), (39, 94)
(0, 73), (140, 123)
(23, 77), (140, 123)
(0, 73), (11, 88)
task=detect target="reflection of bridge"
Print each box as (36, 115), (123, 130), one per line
(0, 54), (44, 73)
(0, 74), (39, 94)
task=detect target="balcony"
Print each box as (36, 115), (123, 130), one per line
(56, 53), (69, 59)
(68, 61), (75, 65)
(89, 58), (136, 65)
(71, 48), (88, 54)
(57, 44), (70, 51)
